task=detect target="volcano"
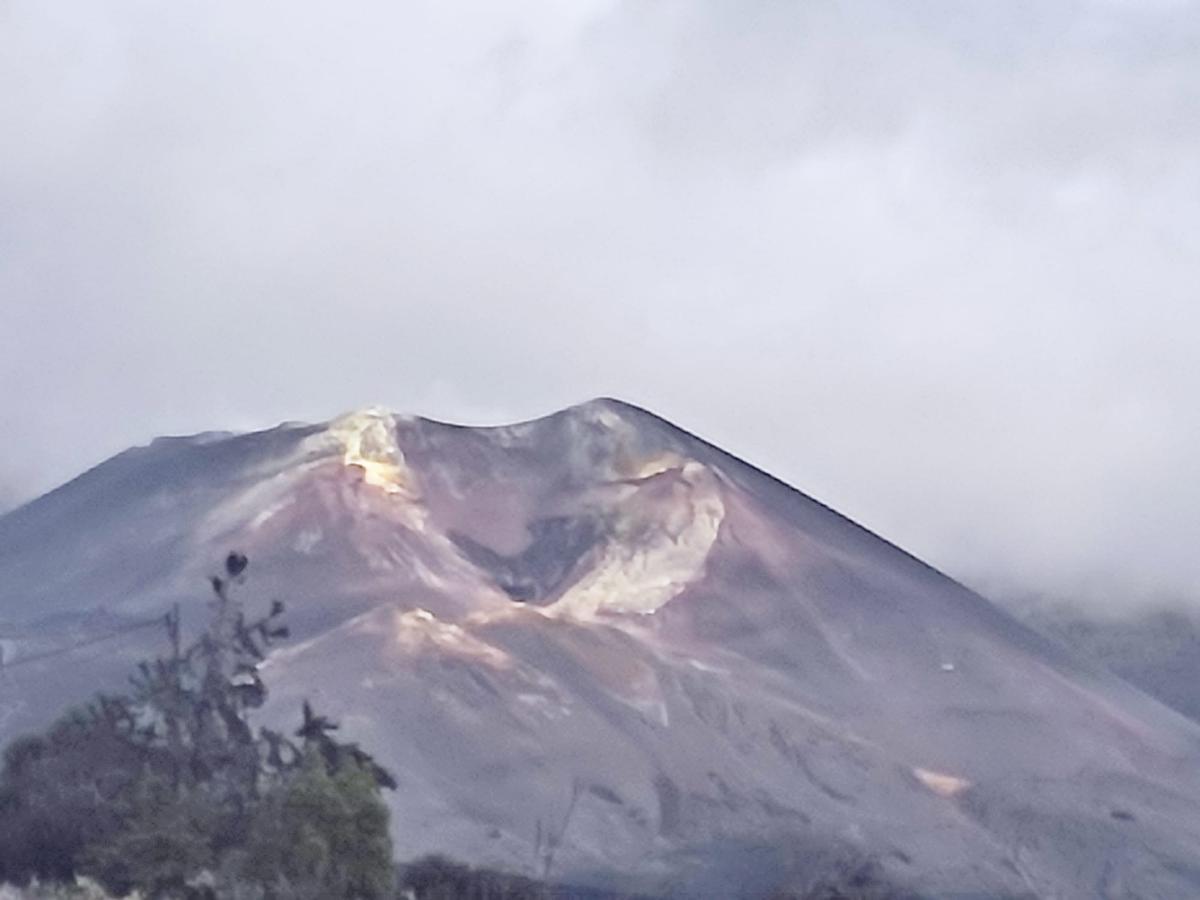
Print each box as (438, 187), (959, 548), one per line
(2, 399), (1199, 897)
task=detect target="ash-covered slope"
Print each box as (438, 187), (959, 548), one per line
(2, 399), (1200, 898)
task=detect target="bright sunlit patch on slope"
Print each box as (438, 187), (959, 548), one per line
(392, 608), (514, 669)
(249, 496), (297, 530)
(292, 527), (324, 554)
(549, 461), (724, 619)
(628, 452), (686, 480)
(913, 767), (971, 798)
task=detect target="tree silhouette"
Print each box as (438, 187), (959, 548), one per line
(0, 553), (395, 897)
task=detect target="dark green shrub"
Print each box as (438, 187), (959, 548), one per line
(0, 555), (394, 899)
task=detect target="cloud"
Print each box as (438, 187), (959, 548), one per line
(0, 0), (1197, 604)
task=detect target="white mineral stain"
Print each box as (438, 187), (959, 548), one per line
(548, 460), (724, 619)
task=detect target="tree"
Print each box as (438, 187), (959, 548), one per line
(0, 553), (395, 898)
(78, 772), (218, 898)
(398, 855), (552, 900)
(0, 701), (145, 885)
(240, 748), (394, 899)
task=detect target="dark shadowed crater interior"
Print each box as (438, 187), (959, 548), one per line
(450, 515), (604, 603)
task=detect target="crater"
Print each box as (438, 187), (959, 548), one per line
(450, 515), (603, 604)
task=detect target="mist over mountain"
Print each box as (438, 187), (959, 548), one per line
(1014, 597), (1200, 727)
(2, 399), (1199, 898)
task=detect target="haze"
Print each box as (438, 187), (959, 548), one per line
(1, 0), (1197, 606)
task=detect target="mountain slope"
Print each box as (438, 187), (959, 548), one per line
(2, 399), (1199, 898)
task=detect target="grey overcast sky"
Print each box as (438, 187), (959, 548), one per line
(1, 0), (1197, 606)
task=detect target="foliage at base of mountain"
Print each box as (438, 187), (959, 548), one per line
(1, 855), (907, 900)
(238, 749), (394, 900)
(398, 856), (553, 900)
(0, 556), (394, 900)
(0, 879), (125, 900)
